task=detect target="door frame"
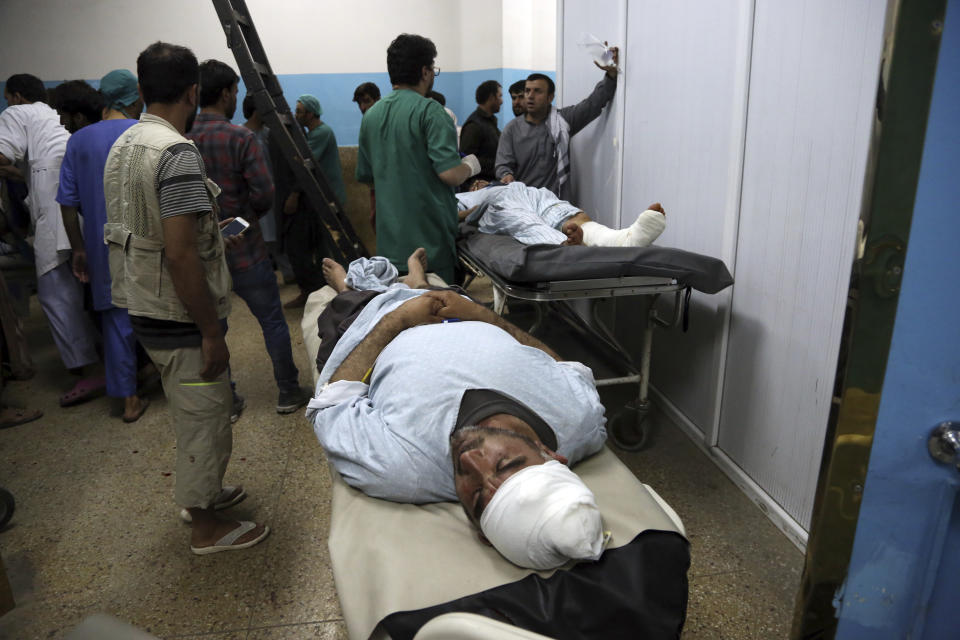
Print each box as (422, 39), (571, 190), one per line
(792, 0), (948, 636)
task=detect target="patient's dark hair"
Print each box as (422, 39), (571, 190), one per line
(137, 41), (199, 105)
(475, 80), (500, 105)
(5, 74), (47, 103)
(427, 90), (446, 106)
(198, 59), (238, 108)
(526, 73), (555, 96)
(386, 34), (437, 86)
(49, 80), (104, 123)
(353, 82), (381, 103)
(509, 80), (525, 96)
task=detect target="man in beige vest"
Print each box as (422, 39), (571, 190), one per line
(104, 42), (269, 554)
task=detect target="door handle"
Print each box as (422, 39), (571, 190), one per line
(928, 422), (960, 470)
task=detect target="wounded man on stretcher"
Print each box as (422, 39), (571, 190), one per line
(306, 251), (610, 570)
(456, 179), (666, 247)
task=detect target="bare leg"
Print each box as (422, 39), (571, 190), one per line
(399, 247), (429, 289)
(322, 258), (349, 293)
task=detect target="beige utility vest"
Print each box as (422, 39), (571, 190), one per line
(103, 114), (231, 323)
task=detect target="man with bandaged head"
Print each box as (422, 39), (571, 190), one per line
(307, 262), (608, 570)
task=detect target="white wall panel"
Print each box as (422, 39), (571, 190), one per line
(719, 0), (886, 527)
(620, 0), (753, 434)
(503, 0), (557, 71)
(558, 0), (626, 226)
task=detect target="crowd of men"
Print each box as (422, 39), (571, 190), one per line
(0, 33), (627, 557)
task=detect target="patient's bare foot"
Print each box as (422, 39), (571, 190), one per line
(647, 202), (665, 216)
(405, 247), (428, 288)
(322, 258), (349, 293)
(561, 220), (584, 245)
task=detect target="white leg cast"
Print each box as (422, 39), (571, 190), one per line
(580, 221), (631, 247)
(626, 210), (667, 246)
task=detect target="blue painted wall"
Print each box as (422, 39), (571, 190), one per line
(2, 68), (554, 146)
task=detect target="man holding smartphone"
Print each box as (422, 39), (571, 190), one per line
(188, 59), (309, 416)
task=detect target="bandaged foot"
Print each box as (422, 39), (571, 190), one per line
(626, 207), (666, 246)
(579, 207), (666, 248)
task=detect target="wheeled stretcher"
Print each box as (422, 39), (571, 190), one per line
(456, 225), (734, 450)
(301, 285), (693, 640)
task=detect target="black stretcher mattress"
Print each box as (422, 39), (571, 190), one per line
(457, 225), (734, 295)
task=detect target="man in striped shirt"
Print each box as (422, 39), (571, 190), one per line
(104, 42), (269, 555)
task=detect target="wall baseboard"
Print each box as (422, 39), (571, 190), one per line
(651, 386), (809, 552)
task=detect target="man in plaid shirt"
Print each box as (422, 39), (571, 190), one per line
(188, 59), (309, 414)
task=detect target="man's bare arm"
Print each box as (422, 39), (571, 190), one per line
(426, 290), (561, 360)
(330, 295), (444, 382)
(60, 205), (89, 282)
(161, 213), (229, 380)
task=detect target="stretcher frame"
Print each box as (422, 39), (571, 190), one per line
(458, 247), (687, 451)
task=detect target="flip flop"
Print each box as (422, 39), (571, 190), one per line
(190, 521), (270, 555)
(0, 406), (43, 430)
(121, 397), (151, 423)
(179, 486), (247, 522)
(59, 376), (106, 407)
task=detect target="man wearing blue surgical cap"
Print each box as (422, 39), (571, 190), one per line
(280, 94), (347, 308)
(56, 69), (151, 422)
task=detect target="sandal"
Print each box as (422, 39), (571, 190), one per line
(190, 521), (270, 555)
(59, 376), (106, 407)
(0, 406), (43, 430)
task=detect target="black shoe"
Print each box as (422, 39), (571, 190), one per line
(277, 386), (311, 414)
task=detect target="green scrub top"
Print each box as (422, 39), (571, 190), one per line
(356, 89), (462, 282)
(306, 123), (347, 208)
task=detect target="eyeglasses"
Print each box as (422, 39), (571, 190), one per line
(433, 66), (441, 76)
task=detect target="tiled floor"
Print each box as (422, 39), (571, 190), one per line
(0, 277), (802, 639)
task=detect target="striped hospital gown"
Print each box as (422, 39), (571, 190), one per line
(455, 182), (581, 245)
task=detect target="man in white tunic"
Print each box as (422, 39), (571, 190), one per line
(0, 74), (100, 401)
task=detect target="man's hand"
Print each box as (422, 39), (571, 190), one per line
(218, 217), (243, 250)
(71, 249), (89, 282)
(561, 221), (584, 246)
(595, 44), (620, 78)
(283, 192), (299, 215)
(458, 205), (478, 222)
(390, 294), (445, 330)
(425, 289), (491, 323)
(200, 333), (230, 380)
(500, 174), (515, 184)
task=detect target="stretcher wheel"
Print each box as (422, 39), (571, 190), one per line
(0, 488), (14, 529)
(609, 401), (651, 452)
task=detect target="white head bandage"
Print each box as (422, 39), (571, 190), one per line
(479, 460), (604, 570)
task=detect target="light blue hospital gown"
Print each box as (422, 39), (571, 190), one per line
(455, 182), (582, 245)
(306, 287), (607, 503)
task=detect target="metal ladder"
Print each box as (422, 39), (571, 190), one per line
(211, 0), (368, 264)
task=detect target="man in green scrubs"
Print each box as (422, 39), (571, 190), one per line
(295, 94), (346, 208)
(356, 34), (480, 284)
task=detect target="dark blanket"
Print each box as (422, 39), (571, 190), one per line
(379, 529), (690, 639)
(458, 225), (734, 294)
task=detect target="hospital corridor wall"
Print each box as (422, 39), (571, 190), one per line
(558, 0), (887, 548)
(0, 0), (557, 145)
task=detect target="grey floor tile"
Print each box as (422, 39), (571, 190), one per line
(249, 455), (340, 628)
